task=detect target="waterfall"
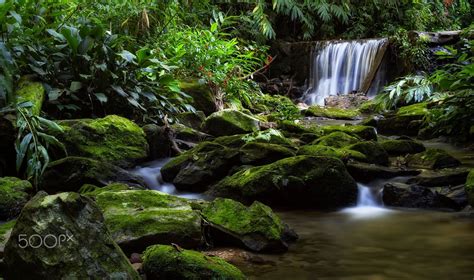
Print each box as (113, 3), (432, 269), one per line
(342, 183), (392, 218)
(357, 183), (381, 207)
(303, 38), (388, 106)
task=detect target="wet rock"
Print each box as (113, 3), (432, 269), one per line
(321, 125), (377, 141)
(88, 190), (202, 254)
(380, 139), (426, 156)
(54, 115), (149, 167)
(377, 103), (428, 136)
(41, 157), (144, 193)
(142, 124), (173, 159)
(176, 111), (206, 130)
(202, 198), (297, 253)
(348, 141), (389, 166)
(179, 80), (217, 116)
(240, 142), (295, 165)
(0, 220), (15, 258)
(312, 131), (360, 148)
(347, 161), (420, 182)
(432, 185), (468, 209)
(406, 149), (461, 169)
(297, 145), (366, 162)
(172, 123), (213, 143)
(208, 156), (358, 209)
(324, 92), (368, 109)
(142, 244), (245, 280)
(305, 106), (361, 120)
(0, 177), (33, 220)
(202, 109), (260, 136)
(161, 142), (240, 191)
(204, 248), (275, 266)
(406, 168), (469, 187)
(382, 182), (458, 210)
(4, 192), (139, 279)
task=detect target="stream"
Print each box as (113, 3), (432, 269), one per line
(131, 139), (474, 280)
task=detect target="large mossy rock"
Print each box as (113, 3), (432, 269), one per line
(312, 131), (360, 148)
(377, 103), (428, 136)
(208, 156), (358, 209)
(321, 125), (377, 141)
(56, 115), (148, 167)
(142, 244), (245, 280)
(382, 183), (458, 210)
(41, 156), (144, 193)
(406, 168), (469, 187)
(202, 198), (296, 253)
(305, 106), (360, 120)
(240, 142), (295, 165)
(346, 161), (420, 182)
(380, 139), (425, 156)
(202, 109), (260, 136)
(0, 220), (15, 258)
(161, 142), (240, 191)
(4, 192), (139, 280)
(179, 80), (217, 116)
(89, 190), (202, 254)
(406, 149), (461, 169)
(466, 169), (474, 207)
(347, 141), (389, 166)
(0, 177), (32, 220)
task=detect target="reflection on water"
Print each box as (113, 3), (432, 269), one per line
(131, 159), (208, 200)
(240, 209), (474, 280)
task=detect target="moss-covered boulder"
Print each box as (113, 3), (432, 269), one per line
(297, 145), (366, 162)
(305, 106), (361, 120)
(249, 94), (301, 121)
(172, 123), (213, 143)
(346, 161), (420, 182)
(176, 111), (206, 130)
(202, 109), (260, 136)
(377, 102), (428, 136)
(406, 149), (461, 169)
(407, 168), (470, 187)
(202, 198), (296, 253)
(466, 169), (474, 206)
(142, 245), (245, 280)
(380, 139), (426, 156)
(55, 115), (148, 167)
(161, 142), (240, 191)
(16, 77), (45, 116)
(321, 125), (377, 141)
(89, 190), (202, 254)
(208, 156), (358, 209)
(240, 142), (295, 165)
(41, 157), (144, 193)
(0, 177), (33, 220)
(348, 141), (389, 166)
(312, 131), (360, 148)
(4, 192), (139, 279)
(179, 80), (217, 116)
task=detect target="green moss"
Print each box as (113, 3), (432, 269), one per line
(305, 106), (360, 120)
(241, 128), (294, 147)
(379, 139), (425, 156)
(176, 111), (206, 130)
(396, 102), (428, 117)
(203, 198), (284, 241)
(202, 109), (260, 136)
(94, 190), (202, 251)
(466, 169), (474, 206)
(142, 245), (245, 280)
(348, 141), (389, 165)
(250, 94), (301, 121)
(297, 145), (366, 161)
(406, 149), (461, 169)
(358, 100), (383, 114)
(179, 80), (216, 115)
(0, 177), (33, 220)
(321, 125), (377, 141)
(312, 131), (360, 148)
(212, 134), (247, 148)
(79, 182), (140, 196)
(16, 77), (45, 116)
(59, 115), (148, 166)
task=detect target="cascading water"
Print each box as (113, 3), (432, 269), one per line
(342, 183), (392, 218)
(303, 38), (388, 106)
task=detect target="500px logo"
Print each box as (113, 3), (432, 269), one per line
(18, 233), (74, 249)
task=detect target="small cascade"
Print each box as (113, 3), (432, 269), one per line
(303, 38), (388, 106)
(342, 183), (391, 218)
(131, 159), (206, 200)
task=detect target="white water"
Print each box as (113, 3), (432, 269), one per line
(131, 159), (206, 200)
(303, 39), (388, 106)
(342, 183), (392, 218)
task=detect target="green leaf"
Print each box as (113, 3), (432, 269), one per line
(16, 133), (32, 172)
(94, 92), (108, 103)
(70, 81), (82, 92)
